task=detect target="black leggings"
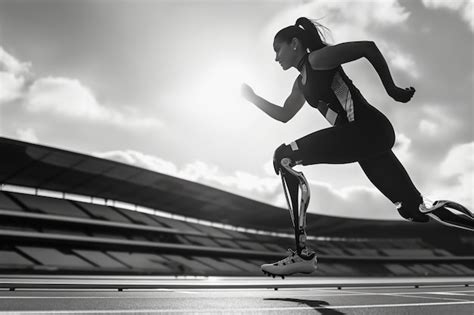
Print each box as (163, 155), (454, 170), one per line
(283, 105), (427, 222)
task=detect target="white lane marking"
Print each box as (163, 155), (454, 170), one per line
(338, 289), (473, 302)
(1, 301), (474, 314)
(336, 289), (474, 296)
(173, 291), (199, 294)
(385, 293), (469, 302)
(429, 292), (471, 296)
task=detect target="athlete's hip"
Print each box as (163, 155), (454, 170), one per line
(338, 103), (396, 149)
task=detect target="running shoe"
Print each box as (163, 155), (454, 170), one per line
(261, 248), (317, 278)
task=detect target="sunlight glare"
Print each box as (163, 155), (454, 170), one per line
(192, 59), (256, 128)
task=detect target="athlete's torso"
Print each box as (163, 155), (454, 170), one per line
(297, 54), (372, 126)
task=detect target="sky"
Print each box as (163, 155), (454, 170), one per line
(0, 0), (472, 221)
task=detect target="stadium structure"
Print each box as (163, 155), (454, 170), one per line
(0, 136), (473, 278)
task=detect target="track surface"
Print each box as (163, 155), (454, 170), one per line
(1, 277), (473, 314)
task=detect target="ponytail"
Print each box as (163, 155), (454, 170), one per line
(295, 17), (328, 51)
(275, 17), (330, 52)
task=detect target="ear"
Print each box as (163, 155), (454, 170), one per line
(291, 37), (299, 50)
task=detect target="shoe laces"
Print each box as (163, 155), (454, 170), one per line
(276, 249), (298, 265)
(300, 247), (315, 257)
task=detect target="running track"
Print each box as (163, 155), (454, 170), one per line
(0, 276), (473, 314)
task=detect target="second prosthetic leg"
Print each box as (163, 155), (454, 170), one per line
(420, 200), (474, 232)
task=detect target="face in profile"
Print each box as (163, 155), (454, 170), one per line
(273, 38), (294, 71)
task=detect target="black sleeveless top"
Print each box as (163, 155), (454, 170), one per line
(297, 54), (372, 126)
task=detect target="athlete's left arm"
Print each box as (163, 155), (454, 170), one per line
(308, 41), (415, 103)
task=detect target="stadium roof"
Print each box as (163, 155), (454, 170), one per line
(0, 137), (468, 238)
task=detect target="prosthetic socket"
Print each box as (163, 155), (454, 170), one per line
(274, 144), (311, 254)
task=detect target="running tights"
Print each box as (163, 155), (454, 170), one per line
(283, 106), (427, 222)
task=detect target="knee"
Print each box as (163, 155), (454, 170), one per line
(273, 144), (293, 175)
(397, 202), (429, 223)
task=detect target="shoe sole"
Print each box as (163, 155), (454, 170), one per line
(261, 265), (317, 278)
(262, 270), (286, 279)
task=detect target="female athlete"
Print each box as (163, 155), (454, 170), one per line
(242, 17), (473, 277)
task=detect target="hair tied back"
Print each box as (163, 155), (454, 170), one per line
(294, 17), (330, 51)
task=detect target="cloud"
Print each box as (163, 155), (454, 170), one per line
(419, 119), (438, 136)
(0, 45), (161, 129)
(419, 104), (462, 139)
(429, 142), (473, 209)
(0, 47), (31, 103)
(27, 77), (105, 119)
(0, 72), (25, 104)
(0, 46), (31, 75)
(306, 180), (398, 220)
(393, 133), (412, 162)
(422, 0), (474, 31)
(94, 150), (178, 175)
(94, 149), (281, 200)
(24, 77), (161, 128)
(95, 149), (400, 220)
(179, 162), (280, 195)
(439, 142), (473, 177)
(16, 128), (39, 144)
(385, 49), (419, 79)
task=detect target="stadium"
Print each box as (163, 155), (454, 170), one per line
(1, 136), (473, 313)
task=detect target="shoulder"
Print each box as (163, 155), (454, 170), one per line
(308, 41), (374, 70)
(292, 75), (303, 92)
(307, 45), (338, 70)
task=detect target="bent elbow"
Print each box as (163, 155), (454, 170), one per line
(365, 41), (378, 57)
(367, 41), (377, 49)
(280, 114), (291, 123)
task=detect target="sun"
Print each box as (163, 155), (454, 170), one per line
(192, 59), (256, 127)
(199, 60), (250, 101)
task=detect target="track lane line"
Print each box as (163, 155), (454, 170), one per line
(336, 288), (473, 302)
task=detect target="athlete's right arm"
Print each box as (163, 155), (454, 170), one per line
(241, 79), (305, 123)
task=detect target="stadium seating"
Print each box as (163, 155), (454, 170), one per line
(1, 187), (473, 277)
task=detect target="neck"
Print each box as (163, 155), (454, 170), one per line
(295, 52), (307, 72)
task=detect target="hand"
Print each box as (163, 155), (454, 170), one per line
(388, 86), (416, 103)
(241, 83), (256, 102)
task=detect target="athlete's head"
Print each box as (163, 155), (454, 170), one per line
(273, 17), (329, 70)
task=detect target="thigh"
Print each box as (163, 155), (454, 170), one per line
(295, 121), (393, 165)
(359, 150), (421, 204)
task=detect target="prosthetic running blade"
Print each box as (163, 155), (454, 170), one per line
(439, 200), (473, 218)
(427, 208), (474, 232)
(420, 200), (473, 218)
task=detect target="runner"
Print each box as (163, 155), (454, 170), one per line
(241, 17), (473, 277)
